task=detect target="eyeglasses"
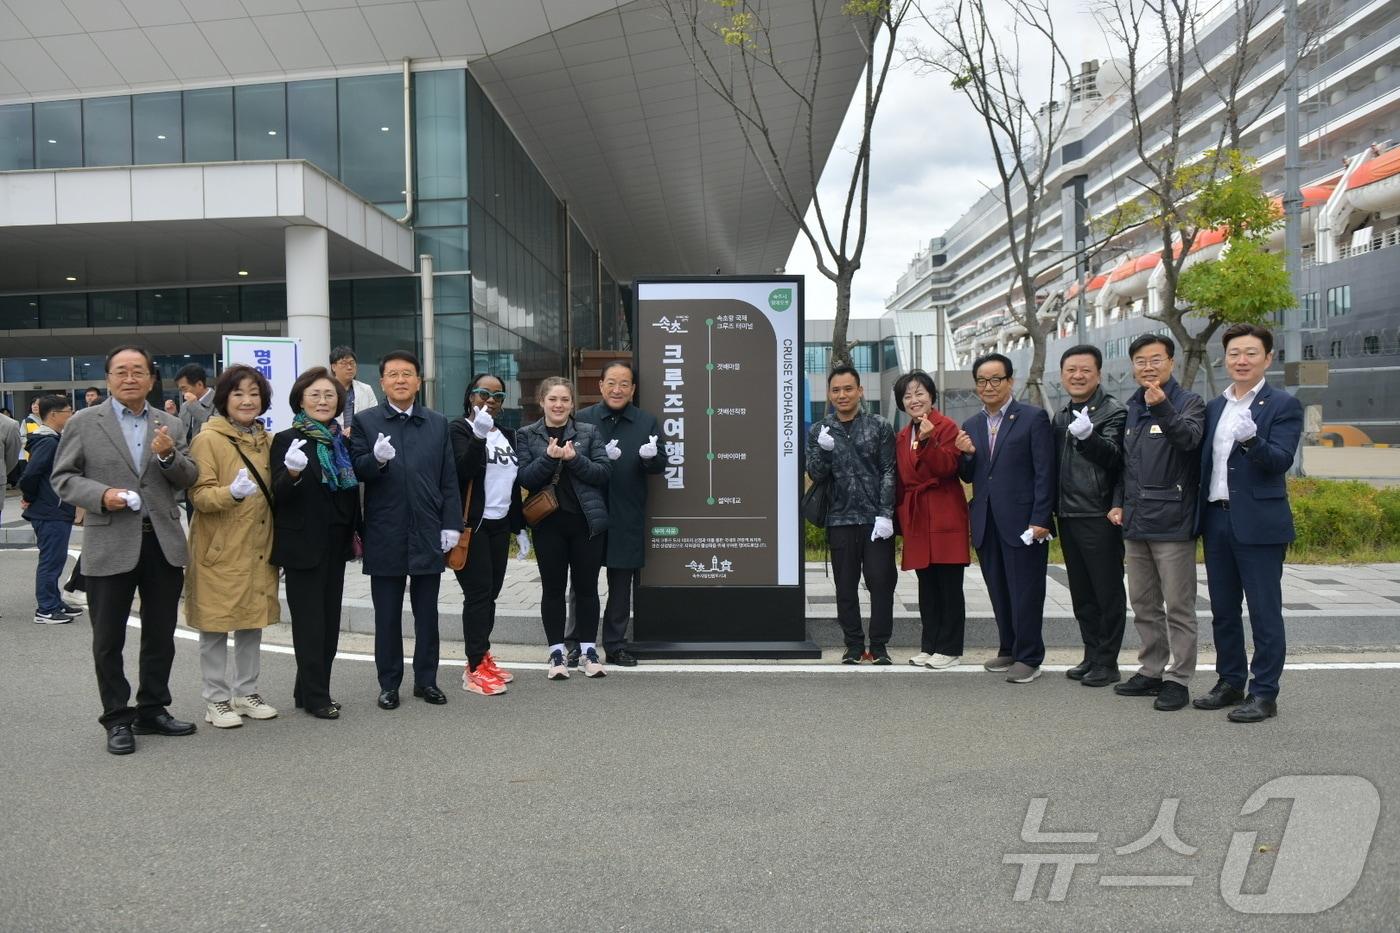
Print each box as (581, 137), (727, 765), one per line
(1132, 357), (1169, 369)
(304, 391), (338, 401)
(471, 389), (507, 401)
(383, 370), (418, 380)
(108, 368), (151, 381)
(974, 376), (1008, 388)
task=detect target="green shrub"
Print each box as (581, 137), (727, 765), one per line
(1376, 487), (1400, 547)
(1289, 478), (1382, 554)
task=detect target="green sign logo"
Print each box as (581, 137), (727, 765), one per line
(768, 288), (792, 312)
(651, 526), (680, 537)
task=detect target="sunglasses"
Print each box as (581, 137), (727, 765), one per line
(471, 389), (507, 401)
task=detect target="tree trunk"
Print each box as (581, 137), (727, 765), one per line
(829, 269), (854, 370)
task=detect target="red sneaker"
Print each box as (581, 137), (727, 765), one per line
(860, 651), (876, 663)
(481, 651), (514, 683)
(462, 665), (507, 696)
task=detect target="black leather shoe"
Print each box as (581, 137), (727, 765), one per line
(106, 724), (135, 755)
(1227, 694), (1277, 722)
(1153, 681), (1190, 711)
(1192, 679), (1246, 710)
(1081, 665), (1121, 688)
(1066, 660), (1092, 681)
(566, 647), (581, 669)
(1113, 673), (1163, 696)
(377, 689), (400, 710)
(413, 684), (447, 705)
(131, 712), (197, 736)
(608, 649), (639, 667)
(310, 705), (339, 720)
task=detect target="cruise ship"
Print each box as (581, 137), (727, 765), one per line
(885, 0), (1400, 442)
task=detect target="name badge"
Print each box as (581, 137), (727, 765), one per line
(1149, 424), (1163, 435)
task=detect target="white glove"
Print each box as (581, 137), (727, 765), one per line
(871, 516), (894, 541)
(1068, 406), (1093, 441)
(604, 438), (622, 461)
(817, 425), (835, 451)
(229, 468), (258, 500)
(639, 434), (658, 459)
(1232, 408), (1257, 443)
(120, 490), (142, 512)
(470, 406), (494, 440)
(1020, 528), (1055, 545)
(516, 530), (531, 560)
(441, 529), (461, 553)
(283, 438), (308, 472)
(373, 432), (396, 465)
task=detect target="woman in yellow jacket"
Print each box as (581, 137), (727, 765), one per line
(187, 364), (280, 729)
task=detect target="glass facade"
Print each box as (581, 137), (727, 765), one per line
(0, 68), (626, 429)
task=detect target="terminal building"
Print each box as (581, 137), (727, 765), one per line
(0, 0), (867, 424)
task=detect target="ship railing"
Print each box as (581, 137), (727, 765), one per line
(1338, 227), (1400, 260)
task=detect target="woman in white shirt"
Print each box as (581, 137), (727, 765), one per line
(449, 374), (527, 695)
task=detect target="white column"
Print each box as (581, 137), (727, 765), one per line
(285, 225), (330, 373)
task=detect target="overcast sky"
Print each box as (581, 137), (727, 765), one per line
(789, 5), (1110, 320)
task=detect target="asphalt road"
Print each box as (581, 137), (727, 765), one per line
(1, 549), (1397, 932)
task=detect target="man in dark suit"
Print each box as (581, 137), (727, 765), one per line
(1194, 324), (1302, 723)
(956, 353), (1056, 683)
(51, 345), (201, 755)
(350, 350), (462, 711)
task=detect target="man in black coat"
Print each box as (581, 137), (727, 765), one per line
(574, 361), (664, 666)
(20, 394), (78, 624)
(350, 351), (462, 710)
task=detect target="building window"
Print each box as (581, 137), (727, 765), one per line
(287, 79), (338, 177)
(82, 95), (132, 167)
(1301, 292), (1317, 325)
(850, 343), (876, 373)
(804, 344), (831, 374)
(0, 295), (40, 328)
(34, 99), (81, 169)
(1329, 339), (1342, 358)
(1364, 335), (1380, 355)
(414, 69), (467, 200)
(89, 291), (139, 326)
(235, 83), (286, 161)
(140, 289), (188, 325)
(339, 73), (405, 207)
(1303, 344), (1315, 360)
(39, 293), (87, 328)
(0, 103), (34, 170)
(1327, 284), (1351, 317)
(133, 92), (182, 165)
(183, 87), (234, 162)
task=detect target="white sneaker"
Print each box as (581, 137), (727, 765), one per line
(205, 700), (243, 728)
(925, 653), (962, 670)
(908, 652), (933, 667)
(230, 694), (278, 720)
(62, 589), (87, 606)
(580, 648), (607, 678)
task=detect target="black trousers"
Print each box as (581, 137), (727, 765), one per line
(601, 567), (639, 652)
(453, 516), (511, 669)
(977, 511), (1048, 667)
(1059, 515), (1128, 668)
(915, 564), (966, 655)
(87, 529), (184, 728)
(370, 573), (441, 691)
(535, 510), (605, 646)
(827, 523), (897, 650)
(285, 526), (350, 710)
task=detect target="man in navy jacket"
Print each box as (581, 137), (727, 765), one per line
(956, 353), (1056, 683)
(1193, 324), (1302, 723)
(351, 351), (462, 711)
(20, 394), (77, 624)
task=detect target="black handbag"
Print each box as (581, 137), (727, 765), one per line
(801, 477), (830, 526)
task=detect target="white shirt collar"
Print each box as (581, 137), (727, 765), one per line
(389, 402), (413, 417)
(1223, 378), (1267, 404)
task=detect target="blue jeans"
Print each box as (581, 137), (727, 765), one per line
(33, 519), (73, 613)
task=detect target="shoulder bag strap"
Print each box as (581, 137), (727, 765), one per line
(225, 435), (273, 505)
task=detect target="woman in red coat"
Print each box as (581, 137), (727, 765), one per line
(894, 371), (971, 669)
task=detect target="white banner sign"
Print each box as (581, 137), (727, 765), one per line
(221, 335), (302, 434)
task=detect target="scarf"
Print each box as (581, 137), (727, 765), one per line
(292, 412), (358, 491)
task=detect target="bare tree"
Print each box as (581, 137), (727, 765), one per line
(1094, 0), (1312, 389)
(658, 0), (913, 369)
(907, 0), (1079, 407)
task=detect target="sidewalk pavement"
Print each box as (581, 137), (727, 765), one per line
(5, 493), (1398, 650)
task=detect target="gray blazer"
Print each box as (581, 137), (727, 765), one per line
(0, 412), (20, 476)
(51, 403), (199, 576)
(179, 391), (215, 444)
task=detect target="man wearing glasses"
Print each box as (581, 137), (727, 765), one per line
(1194, 324), (1301, 723)
(329, 346), (380, 435)
(1108, 334), (1205, 712)
(955, 353), (1055, 683)
(51, 345), (201, 755)
(575, 360), (664, 667)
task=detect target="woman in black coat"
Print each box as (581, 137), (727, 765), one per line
(516, 376), (611, 680)
(270, 367), (361, 720)
(449, 373), (525, 696)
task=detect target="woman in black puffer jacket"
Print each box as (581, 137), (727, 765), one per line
(516, 376), (611, 680)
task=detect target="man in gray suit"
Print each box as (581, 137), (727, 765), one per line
(52, 345), (201, 756)
(176, 362), (215, 444)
